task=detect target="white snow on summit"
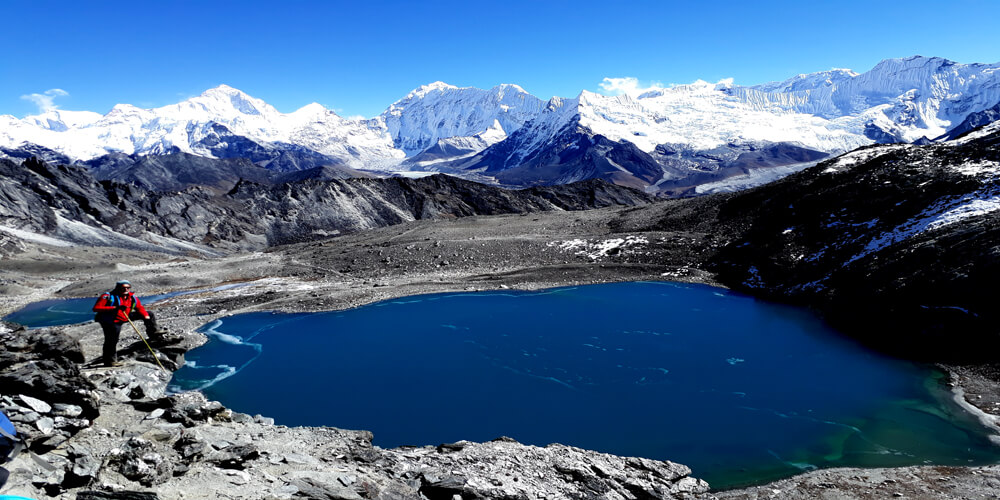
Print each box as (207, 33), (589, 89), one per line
(576, 83), (867, 154)
(2, 56), (999, 175)
(381, 82), (545, 155)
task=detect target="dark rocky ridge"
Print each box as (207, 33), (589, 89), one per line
(441, 114), (830, 194)
(479, 124), (665, 190)
(0, 156), (654, 253)
(701, 124), (1000, 361)
(83, 152), (278, 193)
(188, 122), (348, 172)
(82, 151), (375, 194)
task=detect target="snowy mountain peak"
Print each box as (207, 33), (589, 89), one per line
(382, 82), (546, 154)
(490, 83), (528, 97)
(753, 68), (859, 93)
(23, 109), (103, 132)
(479, 119), (506, 142)
(107, 103), (144, 115)
(180, 84), (278, 119)
(545, 96), (569, 111)
(406, 81), (460, 99)
(289, 102), (334, 121)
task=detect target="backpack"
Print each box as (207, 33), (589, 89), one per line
(93, 292), (134, 323)
(0, 410), (18, 465)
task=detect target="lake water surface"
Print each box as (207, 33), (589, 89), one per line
(168, 281), (1000, 489)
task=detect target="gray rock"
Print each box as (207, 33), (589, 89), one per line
(174, 435), (207, 461)
(69, 451), (102, 484)
(206, 444), (260, 470)
(53, 403), (84, 417)
(37, 432), (73, 450)
(18, 394), (52, 413)
(111, 373), (136, 389)
(10, 410), (40, 424)
(230, 412), (253, 424)
(282, 452), (320, 466)
(36, 416), (55, 434)
(111, 438), (173, 486)
(290, 476), (363, 500)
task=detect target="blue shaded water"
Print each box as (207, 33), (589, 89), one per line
(168, 282), (999, 489)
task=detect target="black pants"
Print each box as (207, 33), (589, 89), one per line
(100, 311), (160, 365)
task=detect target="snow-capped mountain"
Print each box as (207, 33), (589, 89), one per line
(381, 82), (545, 155)
(0, 85), (404, 168)
(2, 56), (999, 195)
(441, 56), (1000, 192)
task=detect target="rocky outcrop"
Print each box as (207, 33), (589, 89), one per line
(704, 123), (1000, 361)
(382, 439), (707, 500)
(0, 329), (96, 460)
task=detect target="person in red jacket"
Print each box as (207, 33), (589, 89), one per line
(92, 280), (163, 367)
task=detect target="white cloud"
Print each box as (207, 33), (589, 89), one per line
(20, 88), (69, 113)
(598, 77), (665, 97)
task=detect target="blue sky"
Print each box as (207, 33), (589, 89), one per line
(4, 0), (999, 119)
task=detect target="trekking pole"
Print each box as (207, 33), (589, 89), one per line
(125, 316), (167, 372)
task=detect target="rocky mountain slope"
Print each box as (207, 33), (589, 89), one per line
(0, 156), (654, 255)
(3, 57), (998, 195)
(700, 121), (1000, 360)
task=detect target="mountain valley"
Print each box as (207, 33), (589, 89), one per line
(2, 56), (1000, 500)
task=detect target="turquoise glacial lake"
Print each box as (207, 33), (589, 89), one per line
(168, 281), (1000, 489)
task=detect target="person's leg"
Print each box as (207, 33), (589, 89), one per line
(101, 321), (122, 366)
(0, 466), (9, 489)
(130, 310), (162, 337)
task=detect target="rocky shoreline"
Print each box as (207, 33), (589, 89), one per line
(2, 205), (1000, 499)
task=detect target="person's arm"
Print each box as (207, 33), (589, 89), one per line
(133, 295), (150, 319)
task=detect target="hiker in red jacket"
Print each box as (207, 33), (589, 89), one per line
(93, 280), (163, 367)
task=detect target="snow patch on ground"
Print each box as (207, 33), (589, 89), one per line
(548, 236), (648, 260)
(695, 162), (819, 195)
(393, 171), (441, 178)
(847, 185), (1000, 265)
(0, 224), (75, 247)
(952, 160), (1000, 177)
(165, 278), (319, 306)
(822, 145), (912, 174)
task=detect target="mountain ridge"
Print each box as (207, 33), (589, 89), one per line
(3, 56), (999, 195)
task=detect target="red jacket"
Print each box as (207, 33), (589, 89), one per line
(92, 292), (149, 324)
